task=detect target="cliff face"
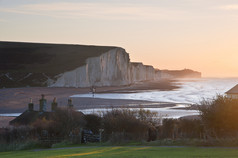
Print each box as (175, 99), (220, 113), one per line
(0, 41), (117, 88)
(130, 63), (146, 82)
(0, 41), (201, 88)
(51, 48), (131, 87)
(145, 66), (155, 81)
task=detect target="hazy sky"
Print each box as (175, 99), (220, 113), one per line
(1, 0), (238, 77)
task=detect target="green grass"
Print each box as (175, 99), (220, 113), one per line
(1, 146), (238, 158)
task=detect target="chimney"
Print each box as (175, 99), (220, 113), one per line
(67, 98), (73, 108)
(28, 98), (34, 111)
(51, 97), (58, 112)
(39, 94), (47, 112)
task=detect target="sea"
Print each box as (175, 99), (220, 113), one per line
(1, 78), (238, 118)
(71, 78), (238, 104)
(70, 78), (238, 118)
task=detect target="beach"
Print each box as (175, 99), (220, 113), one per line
(0, 80), (183, 127)
(0, 80), (178, 113)
(1, 78), (236, 126)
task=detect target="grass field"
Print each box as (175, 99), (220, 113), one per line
(1, 146), (238, 158)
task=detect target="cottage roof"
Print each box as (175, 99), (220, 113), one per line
(226, 84), (238, 94)
(9, 111), (52, 126)
(10, 110), (84, 126)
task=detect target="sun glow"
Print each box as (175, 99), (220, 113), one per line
(0, 0), (238, 77)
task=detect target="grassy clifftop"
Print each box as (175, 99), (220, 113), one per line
(0, 41), (117, 87)
(0, 41), (117, 74)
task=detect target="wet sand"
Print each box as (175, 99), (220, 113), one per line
(0, 80), (178, 113)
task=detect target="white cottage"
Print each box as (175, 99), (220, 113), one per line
(226, 84), (238, 99)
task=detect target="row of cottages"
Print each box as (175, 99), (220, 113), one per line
(10, 94), (75, 126)
(226, 84), (238, 99)
(9, 95), (100, 143)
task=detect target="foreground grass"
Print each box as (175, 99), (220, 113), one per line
(1, 146), (238, 158)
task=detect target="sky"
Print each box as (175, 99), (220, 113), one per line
(0, 0), (238, 77)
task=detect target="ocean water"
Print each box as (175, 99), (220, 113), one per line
(79, 107), (199, 119)
(1, 78), (236, 118)
(0, 107), (199, 119)
(71, 78), (238, 104)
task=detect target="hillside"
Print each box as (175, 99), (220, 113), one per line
(0, 41), (201, 88)
(0, 41), (117, 74)
(0, 41), (117, 87)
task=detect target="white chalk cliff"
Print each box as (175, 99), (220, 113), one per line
(50, 48), (161, 87)
(0, 41), (201, 88)
(51, 48), (131, 87)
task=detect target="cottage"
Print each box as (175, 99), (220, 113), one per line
(226, 84), (238, 99)
(10, 95), (76, 126)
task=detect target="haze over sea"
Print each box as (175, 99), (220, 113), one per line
(72, 78), (238, 104)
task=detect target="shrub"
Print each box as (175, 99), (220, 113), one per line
(102, 108), (157, 142)
(84, 114), (102, 134)
(178, 119), (203, 139)
(0, 139), (43, 152)
(159, 119), (177, 139)
(199, 95), (238, 137)
(157, 118), (203, 139)
(0, 126), (35, 144)
(50, 107), (86, 137)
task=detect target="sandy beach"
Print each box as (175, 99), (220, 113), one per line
(0, 80), (201, 126)
(0, 80), (179, 113)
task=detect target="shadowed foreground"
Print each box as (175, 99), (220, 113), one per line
(1, 146), (238, 158)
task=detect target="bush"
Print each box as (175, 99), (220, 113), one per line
(51, 140), (73, 148)
(199, 95), (238, 137)
(51, 107), (86, 137)
(0, 126), (35, 144)
(159, 119), (177, 139)
(178, 119), (203, 139)
(157, 118), (203, 139)
(0, 139), (43, 152)
(84, 114), (102, 134)
(102, 108), (158, 142)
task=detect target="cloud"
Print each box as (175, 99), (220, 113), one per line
(218, 4), (238, 10)
(0, 18), (7, 22)
(0, 2), (186, 20)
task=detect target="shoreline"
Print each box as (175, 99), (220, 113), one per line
(0, 80), (200, 126)
(0, 80), (200, 127)
(0, 80), (180, 113)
